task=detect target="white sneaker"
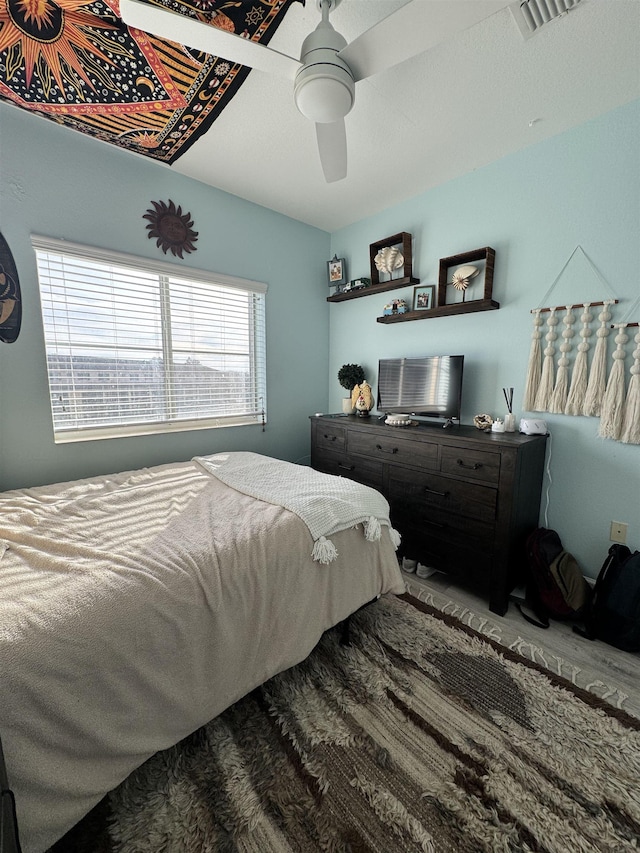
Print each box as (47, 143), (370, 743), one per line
(416, 563), (437, 579)
(401, 557), (417, 573)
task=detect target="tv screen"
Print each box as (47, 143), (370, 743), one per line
(377, 355), (464, 422)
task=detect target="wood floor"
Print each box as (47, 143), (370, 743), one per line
(402, 569), (640, 720)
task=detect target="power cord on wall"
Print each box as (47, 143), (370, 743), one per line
(542, 430), (552, 529)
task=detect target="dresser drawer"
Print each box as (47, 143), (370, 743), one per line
(349, 430), (438, 470)
(440, 445), (500, 484)
(388, 466), (497, 524)
(312, 448), (384, 492)
(314, 423), (346, 453)
(392, 503), (494, 552)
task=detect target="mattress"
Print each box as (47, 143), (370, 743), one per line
(0, 456), (404, 852)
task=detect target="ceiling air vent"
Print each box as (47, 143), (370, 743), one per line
(510, 0), (586, 39)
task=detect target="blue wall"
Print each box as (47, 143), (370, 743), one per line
(328, 99), (640, 578)
(2, 99), (638, 578)
(0, 104), (330, 490)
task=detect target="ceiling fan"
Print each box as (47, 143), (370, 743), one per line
(119, 0), (510, 183)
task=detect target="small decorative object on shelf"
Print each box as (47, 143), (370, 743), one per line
(473, 413), (494, 431)
(327, 254), (347, 293)
(383, 299), (408, 316)
(413, 284), (435, 311)
(449, 264), (480, 302)
(342, 277), (370, 293)
(491, 418), (505, 433)
(438, 247), (496, 309)
(369, 232), (418, 286)
(374, 246), (404, 279)
(503, 387), (516, 432)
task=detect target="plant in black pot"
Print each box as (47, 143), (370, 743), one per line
(338, 363), (365, 414)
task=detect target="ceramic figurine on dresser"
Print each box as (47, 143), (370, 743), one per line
(352, 380), (373, 417)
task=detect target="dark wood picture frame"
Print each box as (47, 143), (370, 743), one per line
(369, 232), (418, 286)
(437, 247), (495, 308)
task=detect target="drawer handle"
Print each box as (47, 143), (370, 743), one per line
(323, 434), (338, 441)
(338, 464), (355, 472)
(424, 486), (449, 498)
(456, 458), (482, 471)
(375, 444), (398, 454)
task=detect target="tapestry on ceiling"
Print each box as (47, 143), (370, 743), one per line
(0, 0), (301, 163)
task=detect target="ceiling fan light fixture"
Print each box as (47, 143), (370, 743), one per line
(294, 70), (354, 123)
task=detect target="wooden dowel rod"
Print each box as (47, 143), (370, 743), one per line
(531, 299), (618, 313)
(610, 322), (639, 328)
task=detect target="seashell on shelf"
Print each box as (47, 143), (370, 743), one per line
(450, 264), (479, 291)
(473, 413), (493, 431)
(374, 246), (404, 274)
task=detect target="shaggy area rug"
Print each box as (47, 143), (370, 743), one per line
(403, 577), (640, 719)
(52, 594), (640, 853)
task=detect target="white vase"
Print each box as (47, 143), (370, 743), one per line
(341, 397), (354, 414)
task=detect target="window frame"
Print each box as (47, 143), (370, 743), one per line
(32, 235), (267, 443)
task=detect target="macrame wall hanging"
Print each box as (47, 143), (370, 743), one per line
(522, 246), (640, 444)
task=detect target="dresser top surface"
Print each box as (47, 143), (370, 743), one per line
(310, 414), (547, 450)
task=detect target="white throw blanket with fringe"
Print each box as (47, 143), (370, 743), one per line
(194, 452), (400, 563)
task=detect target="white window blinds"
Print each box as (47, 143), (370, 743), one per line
(32, 236), (267, 443)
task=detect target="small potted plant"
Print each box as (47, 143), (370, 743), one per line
(338, 363), (365, 414)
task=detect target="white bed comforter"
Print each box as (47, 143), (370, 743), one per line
(0, 456), (404, 853)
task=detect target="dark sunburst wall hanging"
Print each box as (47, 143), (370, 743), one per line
(0, 231), (22, 344)
(143, 199), (198, 257)
(0, 0), (302, 164)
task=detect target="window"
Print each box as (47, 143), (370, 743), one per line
(32, 236), (267, 443)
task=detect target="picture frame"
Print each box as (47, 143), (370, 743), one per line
(327, 254), (347, 287)
(437, 247), (495, 307)
(413, 284), (435, 311)
(368, 232), (418, 286)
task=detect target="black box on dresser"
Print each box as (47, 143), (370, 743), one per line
(310, 415), (547, 616)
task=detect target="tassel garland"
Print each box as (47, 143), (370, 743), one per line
(599, 325), (629, 440)
(583, 301), (613, 416)
(565, 304), (593, 415)
(620, 329), (640, 444)
(550, 305), (575, 413)
(534, 308), (558, 412)
(522, 310), (543, 412)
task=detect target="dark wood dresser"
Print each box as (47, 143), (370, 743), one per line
(310, 414), (547, 615)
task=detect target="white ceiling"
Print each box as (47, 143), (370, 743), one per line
(169, 0), (640, 232)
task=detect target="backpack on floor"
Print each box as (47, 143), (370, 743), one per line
(573, 544), (640, 652)
(517, 527), (592, 629)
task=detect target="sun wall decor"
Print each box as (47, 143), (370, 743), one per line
(143, 199), (198, 257)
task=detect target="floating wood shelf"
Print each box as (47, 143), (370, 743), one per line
(327, 276), (418, 303)
(376, 298), (500, 323)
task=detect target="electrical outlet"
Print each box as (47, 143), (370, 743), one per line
(610, 521), (628, 544)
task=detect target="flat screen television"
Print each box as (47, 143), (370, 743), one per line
(376, 355), (464, 424)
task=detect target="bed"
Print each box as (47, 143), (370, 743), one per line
(0, 452), (405, 853)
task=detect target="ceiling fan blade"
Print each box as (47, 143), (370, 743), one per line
(119, 0), (301, 79)
(315, 120), (347, 183)
(339, 0), (512, 83)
